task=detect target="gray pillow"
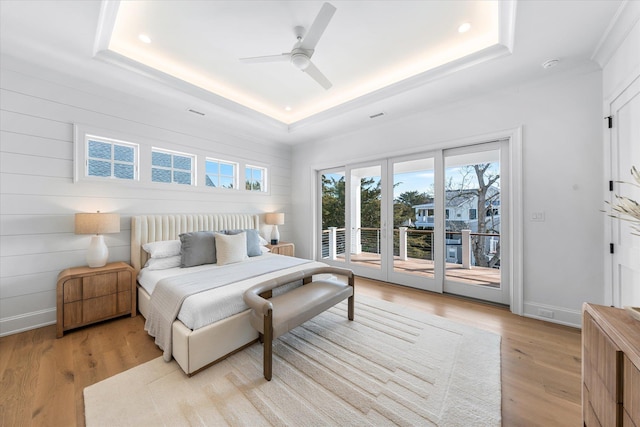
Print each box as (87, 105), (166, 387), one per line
(179, 231), (217, 267)
(224, 229), (262, 257)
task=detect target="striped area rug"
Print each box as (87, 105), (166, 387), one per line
(84, 295), (501, 426)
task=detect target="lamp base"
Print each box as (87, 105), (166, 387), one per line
(86, 235), (109, 268)
(270, 225), (280, 245)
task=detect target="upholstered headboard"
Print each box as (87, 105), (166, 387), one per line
(130, 213), (260, 273)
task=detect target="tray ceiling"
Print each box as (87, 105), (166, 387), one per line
(96, 1), (504, 125)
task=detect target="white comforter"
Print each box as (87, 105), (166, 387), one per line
(138, 254), (326, 330)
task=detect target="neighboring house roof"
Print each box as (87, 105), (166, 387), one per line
(413, 187), (500, 210)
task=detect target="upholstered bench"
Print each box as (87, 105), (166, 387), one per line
(243, 266), (354, 381)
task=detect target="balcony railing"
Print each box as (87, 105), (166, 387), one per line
(321, 227), (500, 269)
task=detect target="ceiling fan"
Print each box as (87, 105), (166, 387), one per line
(240, 2), (336, 90)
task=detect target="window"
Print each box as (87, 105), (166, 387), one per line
(469, 208), (477, 220)
(86, 136), (137, 180)
(151, 148), (194, 185)
(205, 158), (237, 189)
(245, 165), (267, 192)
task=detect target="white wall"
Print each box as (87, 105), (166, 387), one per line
(601, 6), (640, 102)
(291, 66), (605, 327)
(0, 56), (292, 336)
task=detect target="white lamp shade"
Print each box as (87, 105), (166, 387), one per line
(265, 212), (284, 225)
(75, 213), (120, 234)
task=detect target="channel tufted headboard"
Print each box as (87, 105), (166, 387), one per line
(130, 213), (260, 273)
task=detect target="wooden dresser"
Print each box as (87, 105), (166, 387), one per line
(56, 262), (136, 338)
(582, 303), (640, 426)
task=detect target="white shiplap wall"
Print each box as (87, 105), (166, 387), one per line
(0, 56), (292, 336)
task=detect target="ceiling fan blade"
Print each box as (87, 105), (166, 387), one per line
(300, 2), (336, 51)
(240, 53), (290, 63)
(304, 61), (332, 90)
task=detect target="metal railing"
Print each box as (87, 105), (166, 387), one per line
(321, 227), (500, 269)
(321, 227), (346, 259)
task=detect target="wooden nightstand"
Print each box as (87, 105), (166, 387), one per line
(267, 242), (295, 257)
(56, 261), (136, 338)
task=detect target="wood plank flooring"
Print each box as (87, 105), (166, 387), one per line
(0, 277), (582, 426)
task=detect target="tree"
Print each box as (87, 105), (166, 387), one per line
(447, 164), (500, 268)
(360, 177), (381, 228)
(245, 180), (261, 191)
(321, 174), (345, 229)
(393, 190), (432, 227)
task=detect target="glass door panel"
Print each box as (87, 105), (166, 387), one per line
(348, 164), (383, 274)
(443, 143), (508, 304)
(320, 170), (346, 263)
(391, 158), (436, 280)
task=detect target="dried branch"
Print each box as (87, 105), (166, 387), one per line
(608, 166), (640, 236)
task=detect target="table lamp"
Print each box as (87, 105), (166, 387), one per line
(75, 211), (120, 267)
(265, 213), (285, 245)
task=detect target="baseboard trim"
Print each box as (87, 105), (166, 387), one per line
(0, 308), (56, 337)
(523, 302), (582, 328)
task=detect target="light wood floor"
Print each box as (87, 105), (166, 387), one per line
(0, 277), (582, 426)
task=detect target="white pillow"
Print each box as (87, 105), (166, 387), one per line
(216, 232), (248, 266)
(142, 240), (182, 258)
(258, 235), (269, 246)
(144, 255), (181, 270)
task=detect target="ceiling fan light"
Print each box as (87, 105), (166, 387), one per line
(291, 53), (310, 70)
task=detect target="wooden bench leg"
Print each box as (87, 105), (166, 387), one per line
(348, 275), (355, 321)
(263, 309), (273, 381)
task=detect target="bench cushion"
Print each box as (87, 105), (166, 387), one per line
(249, 280), (353, 338)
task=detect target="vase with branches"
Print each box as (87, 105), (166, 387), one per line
(608, 166), (640, 235)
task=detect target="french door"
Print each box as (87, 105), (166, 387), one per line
(318, 141), (511, 305)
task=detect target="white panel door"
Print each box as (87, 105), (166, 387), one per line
(609, 77), (640, 308)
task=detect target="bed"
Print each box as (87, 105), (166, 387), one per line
(131, 213), (328, 375)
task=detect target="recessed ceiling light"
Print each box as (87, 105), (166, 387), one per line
(284, 106), (292, 111)
(458, 22), (471, 33)
(138, 34), (151, 44)
(542, 59), (559, 69)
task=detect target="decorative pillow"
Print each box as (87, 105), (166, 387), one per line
(142, 240), (181, 259)
(216, 232), (248, 266)
(260, 246), (270, 254)
(179, 231), (217, 268)
(258, 235), (269, 246)
(225, 229), (262, 257)
(144, 255), (181, 270)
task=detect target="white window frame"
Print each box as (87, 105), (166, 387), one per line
(74, 125), (139, 183)
(151, 147), (196, 186)
(205, 157), (238, 189)
(245, 164), (268, 192)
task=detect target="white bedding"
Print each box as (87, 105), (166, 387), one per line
(138, 254), (323, 330)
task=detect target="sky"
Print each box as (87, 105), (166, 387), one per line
(323, 162), (500, 200)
